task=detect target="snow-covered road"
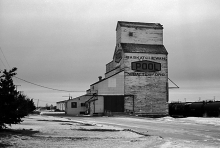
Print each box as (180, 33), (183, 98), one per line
(1, 114), (220, 147)
(64, 116), (220, 147)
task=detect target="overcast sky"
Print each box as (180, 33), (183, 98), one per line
(1, 0), (220, 106)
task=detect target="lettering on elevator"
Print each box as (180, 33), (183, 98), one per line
(131, 60), (161, 72)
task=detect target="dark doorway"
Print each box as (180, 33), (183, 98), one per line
(104, 96), (124, 112)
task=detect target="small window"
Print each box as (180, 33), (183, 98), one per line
(81, 103), (85, 107)
(71, 102), (77, 108)
(129, 32), (133, 36)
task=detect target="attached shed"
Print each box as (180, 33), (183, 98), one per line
(56, 100), (67, 111)
(65, 95), (90, 115)
(86, 70), (125, 116)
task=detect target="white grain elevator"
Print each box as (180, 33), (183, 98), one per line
(114, 21), (168, 115)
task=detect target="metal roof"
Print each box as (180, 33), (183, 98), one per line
(116, 21), (163, 30)
(121, 43), (168, 54)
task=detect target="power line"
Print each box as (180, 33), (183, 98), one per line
(32, 98), (56, 103)
(13, 76), (85, 92)
(0, 57), (7, 69)
(0, 68), (85, 92)
(0, 48), (85, 93)
(0, 47), (11, 69)
(0, 47), (20, 85)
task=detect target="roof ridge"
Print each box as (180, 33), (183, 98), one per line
(117, 21), (163, 29)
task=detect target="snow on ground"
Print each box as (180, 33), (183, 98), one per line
(1, 114), (219, 147)
(157, 116), (220, 126)
(119, 115), (220, 127)
(180, 117), (220, 126)
(0, 115), (164, 148)
(40, 111), (66, 115)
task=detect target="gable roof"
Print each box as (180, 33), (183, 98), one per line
(116, 21), (163, 30)
(120, 43), (168, 54)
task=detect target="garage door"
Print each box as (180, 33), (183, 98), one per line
(104, 96), (124, 112)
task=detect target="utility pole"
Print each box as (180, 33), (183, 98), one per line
(37, 99), (39, 108)
(62, 94), (72, 100)
(14, 85), (21, 97)
(15, 85), (21, 92)
(18, 91), (24, 96)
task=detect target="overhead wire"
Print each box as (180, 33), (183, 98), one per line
(0, 68), (85, 92)
(0, 48), (85, 93)
(0, 48), (85, 106)
(0, 47), (11, 69)
(32, 98), (56, 103)
(0, 47), (21, 85)
(0, 57), (7, 69)
(13, 76), (86, 92)
(0, 48), (85, 92)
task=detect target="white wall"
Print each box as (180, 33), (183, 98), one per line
(66, 95), (90, 115)
(117, 26), (163, 45)
(91, 71), (124, 95)
(89, 96), (104, 115)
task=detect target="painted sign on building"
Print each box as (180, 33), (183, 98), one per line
(131, 60), (161, 72)
(124, 53), (167, 77)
